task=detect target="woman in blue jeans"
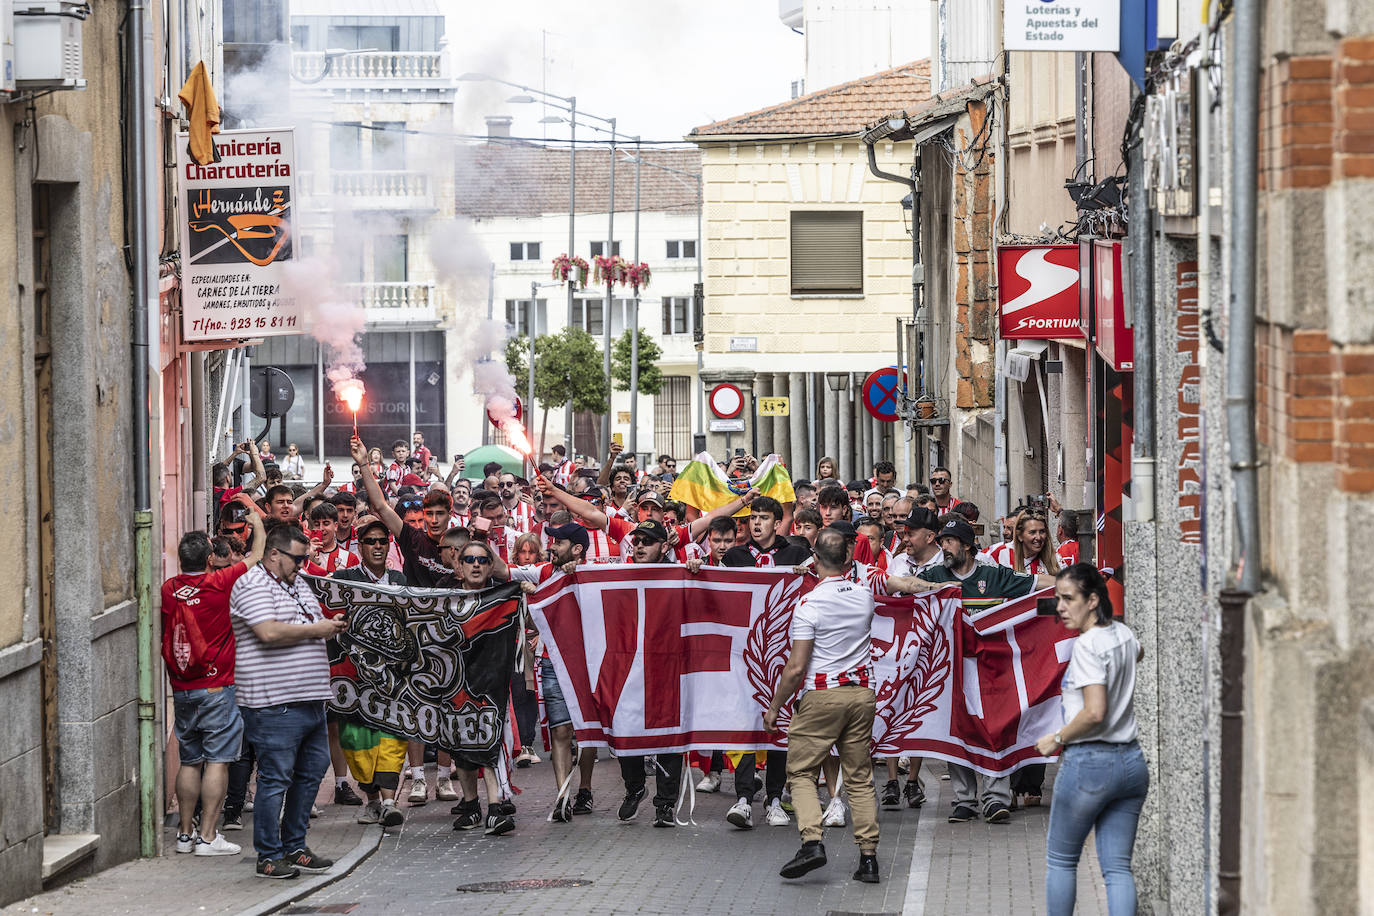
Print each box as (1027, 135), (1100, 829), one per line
(1036, 563), (1148, 915)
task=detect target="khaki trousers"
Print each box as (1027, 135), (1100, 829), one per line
(785, 685), (879, 853)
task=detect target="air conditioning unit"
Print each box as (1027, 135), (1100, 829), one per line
(13, 1), (87, 90)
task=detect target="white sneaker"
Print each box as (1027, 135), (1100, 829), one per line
(174, 832), (200, 854)
(696, 772), (721, 793)
(434, 773), (459, 801)
(822, 796), (847, 827)
(357, 801), (381, 825)
(726, 798), (753, 829)
(408, 777), (428, 806)
(765, 800), (792, 826)
(309, 804), (321, 818)
(194, 833), (242, 856)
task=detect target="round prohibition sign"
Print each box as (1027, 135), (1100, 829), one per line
(862, 368), (906, 422)
(709, 383), (744, 419)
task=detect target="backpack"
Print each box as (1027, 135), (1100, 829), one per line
(162, 594), (214, 682)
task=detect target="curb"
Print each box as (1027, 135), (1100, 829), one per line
(232, 824), (384, 916)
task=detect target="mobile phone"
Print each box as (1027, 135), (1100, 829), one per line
(1036, 596), (1059, 616)
(472, 515), (492, 534)
(734, 447), (745, 457)
(455, 453), (464, 462)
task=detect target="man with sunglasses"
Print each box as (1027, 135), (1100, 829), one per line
(229, 526), (348, 879)
(497, 472), (536, 532)
(928, 466), (963, 515)
(654, 454), (677, 483)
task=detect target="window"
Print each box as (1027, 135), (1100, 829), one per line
(330, 123), (362, 170)
(374, 235), (408, 283)
(590, 240), (621, 258)
(654, 376), (692, 461)
(666, 239), (696, 260)
(790, 211), (863, 295)
(327, 24), (398, 51)
(661, 297), (689, 335)
(372, 122), (405, 169)
(578, 300), (604, 336)
(504, 298), (548, 336)
(509, 242), (541, 261)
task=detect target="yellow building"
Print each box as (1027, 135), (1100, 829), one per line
(689, 62), (931, 481)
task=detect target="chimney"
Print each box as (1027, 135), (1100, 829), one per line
(485, 115), (513, 139)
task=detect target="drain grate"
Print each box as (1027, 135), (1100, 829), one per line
(455, 877), (593, 893)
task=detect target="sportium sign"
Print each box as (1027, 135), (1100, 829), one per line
(1004, 1), (1121, 52)
(177, 127), (300, 341)
(997, 245), (1085, 340)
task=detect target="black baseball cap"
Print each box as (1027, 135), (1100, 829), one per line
(631, 520), (668, 543)
(936, 516), (978, 547)
(899, 507), (942, 532)
(545, 523), (590, 552)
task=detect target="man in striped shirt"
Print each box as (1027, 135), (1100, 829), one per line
(230, 525), (346, 880)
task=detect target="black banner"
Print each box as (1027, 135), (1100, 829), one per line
(306, 575), (523, 767)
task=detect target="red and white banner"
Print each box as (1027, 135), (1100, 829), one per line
(528, 566), (1076, 776)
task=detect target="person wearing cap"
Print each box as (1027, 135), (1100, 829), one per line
(329, 518), (408, 831)
(906, 515), (1056, 825)
(507, 523), (596, 822)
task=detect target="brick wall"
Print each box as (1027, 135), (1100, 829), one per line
(952, 99), (996, 409)
(1335, 37), (1374, 180)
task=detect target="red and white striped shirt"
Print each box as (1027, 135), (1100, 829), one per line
(309, 544), (359, 575)
(502, 500), (536, 533)
(1057, 540), (1079, 566)
(980, 541), (1015, 567)
(552, 459), (577, 487)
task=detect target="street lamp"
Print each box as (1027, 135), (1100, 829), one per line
(825, 372), (850, 392)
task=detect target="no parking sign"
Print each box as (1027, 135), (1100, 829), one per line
(862, 368), (906, 422)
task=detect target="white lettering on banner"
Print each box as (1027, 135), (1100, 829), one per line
(332, 677), (499, 747)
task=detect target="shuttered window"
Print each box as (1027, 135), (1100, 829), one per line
(790, 211), (863, 295)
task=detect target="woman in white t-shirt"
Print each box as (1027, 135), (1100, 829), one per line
(1035, 563), (1148, 916)
(281, 443), (305, 480)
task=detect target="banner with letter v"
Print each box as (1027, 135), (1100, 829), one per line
(528, 565), (1077, 775)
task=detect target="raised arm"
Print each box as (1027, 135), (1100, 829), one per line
(597, 442), (624, 486)
(536, 473), (608, 530)
(445, 456), (465, 489)
(238, 496), (267, 566)
(239, 439), (266, 492)
(350, 437), (402, 537)
(685, 486), (759, 540)
(292, 463), (334, 517)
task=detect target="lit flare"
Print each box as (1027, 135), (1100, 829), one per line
(337, 378), (365, 436)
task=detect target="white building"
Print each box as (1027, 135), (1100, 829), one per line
(454, 129), (703, 464)
(778, 0), (933, 99)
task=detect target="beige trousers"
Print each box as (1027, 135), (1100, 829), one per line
(784, 685), (879, 853)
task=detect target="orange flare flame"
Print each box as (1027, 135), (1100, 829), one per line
(337, 378), (364, 412)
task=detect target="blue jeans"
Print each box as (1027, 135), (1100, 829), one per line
(1046, 741), (1149, 916)
(241, 701), (330, 862)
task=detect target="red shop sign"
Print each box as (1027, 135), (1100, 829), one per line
(1093, 240), (1134, 372)
(997, 244), (1085, 340)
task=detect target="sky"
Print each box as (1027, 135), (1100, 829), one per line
(445, 0), (804, 145)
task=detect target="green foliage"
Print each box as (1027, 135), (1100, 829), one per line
(611, 329), (664, 396)
(505, 329), (609, 414)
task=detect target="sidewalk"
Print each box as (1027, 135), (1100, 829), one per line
(4, 774), (378, 916)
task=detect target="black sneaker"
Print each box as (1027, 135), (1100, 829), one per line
(617, 788), (646, 821)
(286, 847), (333, 873)
(948, 804), (977, 823)
(222, 812), (243, 831)
(572, 788), (594, 815)
(255, 857), (300, 879)
(853, 853), (880, 884)
(904, 780), (926, 808)
(452, 800), (482, 830)
(652, 804), (675, 828)
(881, 779), (901, 809)
(551, 796), (572, 823)
(334, 783), (364, 806)
(983, 802), (1011, 824)
(779, 841), (827, 879)
(484, 809), (515, 836)
(490, 799), (517, 816)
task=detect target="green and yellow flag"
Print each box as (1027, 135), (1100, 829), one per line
(670, 452), (797, 517)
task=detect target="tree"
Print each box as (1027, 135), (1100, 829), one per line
(611, 329), (664, 396)
(505, 328), (609, 457)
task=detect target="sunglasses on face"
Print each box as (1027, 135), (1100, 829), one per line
(222, 524), (246, 535)
(396, 500), (423, 511)
(930, 477), (950, 484)
(279, 551), (309, 566)
(499, 482), (517, 489)
(359, 537), (389, 546)
(460, 554), (492, 566)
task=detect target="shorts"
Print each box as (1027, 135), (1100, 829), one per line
(339, 721), (408, 793)
(540, 656), (572, 729)
(172, 685), (244, 765)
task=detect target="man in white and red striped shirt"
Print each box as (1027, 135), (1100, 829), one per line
(550, 445), (576, 487)
(304, 502), (360, 575)
(497, 472), (536, 533)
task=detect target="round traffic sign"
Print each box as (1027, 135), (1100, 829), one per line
(250, 366), (295, 419)
(709, 383), (744, 419)
(862, 368), (906, 422)
(487, 395), (523, 428)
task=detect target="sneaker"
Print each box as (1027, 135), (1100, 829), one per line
(897, 759), (910, 776)
(484, 810), (516, 836)
(822, 796), (847, 827)
(881, 779), (901, 809)
(309, 805), (320, 818)
(286, 847), (333, 873)
(652, 804), (675, 828)
(434, 773), (459, 802)
(984, 802), (1011, 824)
(779, 841), (827, 879)
(242, 793), (254, 813)
(174, 832), (199, 854)
(726, 798), (754, 829)
(334, 782), (364, 806)
(357, 801), (381, 824)
(255, 857), (299, 879)
(617, 788), (646, 822)
(905, 779), (926, 808)
(408, 777), (428, 806)
(195, 833), (242, 857)
(491, 799), (517, 816)
(515, 748), (540, 768)
(452, 800), (482, 830)
(765, 800), (792, 826)
(948, 804), (977, 823)
(696, 772), (721, 793)
(380, 801), (405, 829)
(221, 813), (243, 832)
(551, 797), (572, 823)
(853, 852), (880, 884)
(572, 788), (594, 815)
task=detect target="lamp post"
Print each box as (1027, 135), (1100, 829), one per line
(527, 280), (561, 457)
